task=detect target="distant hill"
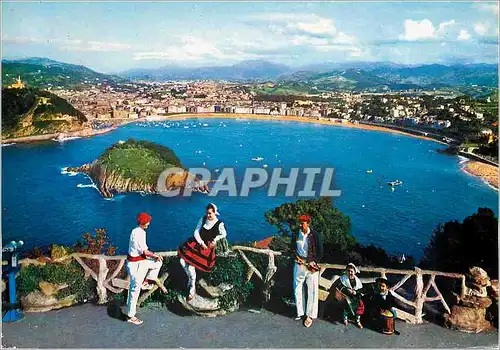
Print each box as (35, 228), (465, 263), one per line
(2, 87), (87, 138)
(119, 59), (497, 92)
(265, 63), (498, 94)
(119, 60), (292, 81)
(370, 64), (499, 87)
(2, 57), (127, 88)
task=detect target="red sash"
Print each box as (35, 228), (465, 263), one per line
(127, 254), (147, 262)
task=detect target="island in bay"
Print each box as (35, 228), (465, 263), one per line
(68, 139), (203, 198)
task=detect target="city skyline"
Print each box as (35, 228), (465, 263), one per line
(2, 1), (499, 73)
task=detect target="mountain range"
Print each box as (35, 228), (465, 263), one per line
(2, 57), (498, 93)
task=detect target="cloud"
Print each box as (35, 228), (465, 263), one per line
(437, 20), (456, 35)
(458, 29), (471, 41)
(4, 36), (131, 52)
(286, 17), (336, 37)
(478, 3), (499, 16)
(400, 19), (436, 41)
(63, 41), (132, 52)
(473, 23), (488, 35)
(3, 37), (50, 44)
(247, 12), (358, 53)
(400, 19), (456, 41)
(133, 35), (260, 62)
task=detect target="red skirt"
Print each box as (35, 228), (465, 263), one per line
(178, 238), (216, 272)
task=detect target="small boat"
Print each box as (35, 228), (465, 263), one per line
(366, 169), (373, 174)
(262, 164), (268, 168)
(252, 157), (264, 162)
(387, 180), (403, 186)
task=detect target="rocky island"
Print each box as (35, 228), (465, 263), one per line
(68, 139), (204, 198)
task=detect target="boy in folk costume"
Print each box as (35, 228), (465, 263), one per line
(292, 214), (323, 328)
(178, 203), (227, 301)
(337, 263), (365, 328)
(125, 212), (167, 325)
(366, 277), (397, 334)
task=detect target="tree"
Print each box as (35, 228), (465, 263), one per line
(421, 208), (498, 278)
(264, 197), (355, 257)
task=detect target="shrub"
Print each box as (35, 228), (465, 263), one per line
(73, 228), (117, 256)
(17, 261), (97, 303)
(203, 256), (254, 310)
(265, 197), (355, 258)
(421, 207), (498, 277)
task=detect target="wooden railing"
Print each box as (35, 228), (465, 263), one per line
(7, 250), (464, 324)
(11, 246), (282, 306)
(317, 264), (465, 324)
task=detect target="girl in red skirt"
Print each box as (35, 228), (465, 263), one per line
(178, 203), (227, 301)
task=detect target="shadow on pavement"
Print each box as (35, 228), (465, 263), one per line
(107, 299), (128, 321)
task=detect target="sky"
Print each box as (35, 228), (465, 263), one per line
(2, 1), (499, 73)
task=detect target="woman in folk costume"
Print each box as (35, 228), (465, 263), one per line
(125, 212), (167, 325)
(292, 214), (323, 328)
(337, 263), (365, 328)
(178, 203), (227, 301)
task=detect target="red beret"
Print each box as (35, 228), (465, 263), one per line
(137, 212), (152, 225)
(298, 215), (311, 223)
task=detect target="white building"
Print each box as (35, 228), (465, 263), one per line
(234, 107), (252, 114)
(253, 107), (271, 115)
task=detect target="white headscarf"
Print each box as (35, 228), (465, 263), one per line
(346, 263), (360, 274)
(209, 203), (220, 216)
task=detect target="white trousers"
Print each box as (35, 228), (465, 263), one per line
(180, 258), (197, 296)
(293, 262), (319, 319)
(125, 258), (162, 318)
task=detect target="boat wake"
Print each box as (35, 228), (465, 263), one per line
(77, 183), (97, 189)
(457, 155), (469, 165)
(52, 136), (82, 142)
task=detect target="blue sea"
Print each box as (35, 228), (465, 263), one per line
(2, 118), (498, 260)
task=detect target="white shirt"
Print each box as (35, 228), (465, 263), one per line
(128, 227), (148, 257)
(193, 217), (227, 244)
(296, 227), (310, 258)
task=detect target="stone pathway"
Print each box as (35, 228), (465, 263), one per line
(2, 304), (498, 348)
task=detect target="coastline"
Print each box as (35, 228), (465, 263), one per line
(1, 126), (117, 144)
(462, 161), (499, 191)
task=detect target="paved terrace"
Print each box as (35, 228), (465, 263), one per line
(2, 303), (498, 348)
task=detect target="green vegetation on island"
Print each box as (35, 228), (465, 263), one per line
(1, 87), (87, 138)
(68, 139), (186, 198)
(99, 139), (183, 184)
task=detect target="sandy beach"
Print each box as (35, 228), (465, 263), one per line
(462, 161), (499, 190)
(160, 113), (448, 145)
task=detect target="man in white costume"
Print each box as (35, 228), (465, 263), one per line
(125, 212), (167, 325)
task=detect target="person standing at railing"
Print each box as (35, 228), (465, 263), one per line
(178, 203), (227, 301)
(292, 214), (323, 328)
(125, 212), (167, 325)
(337, 263), (365, 328)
